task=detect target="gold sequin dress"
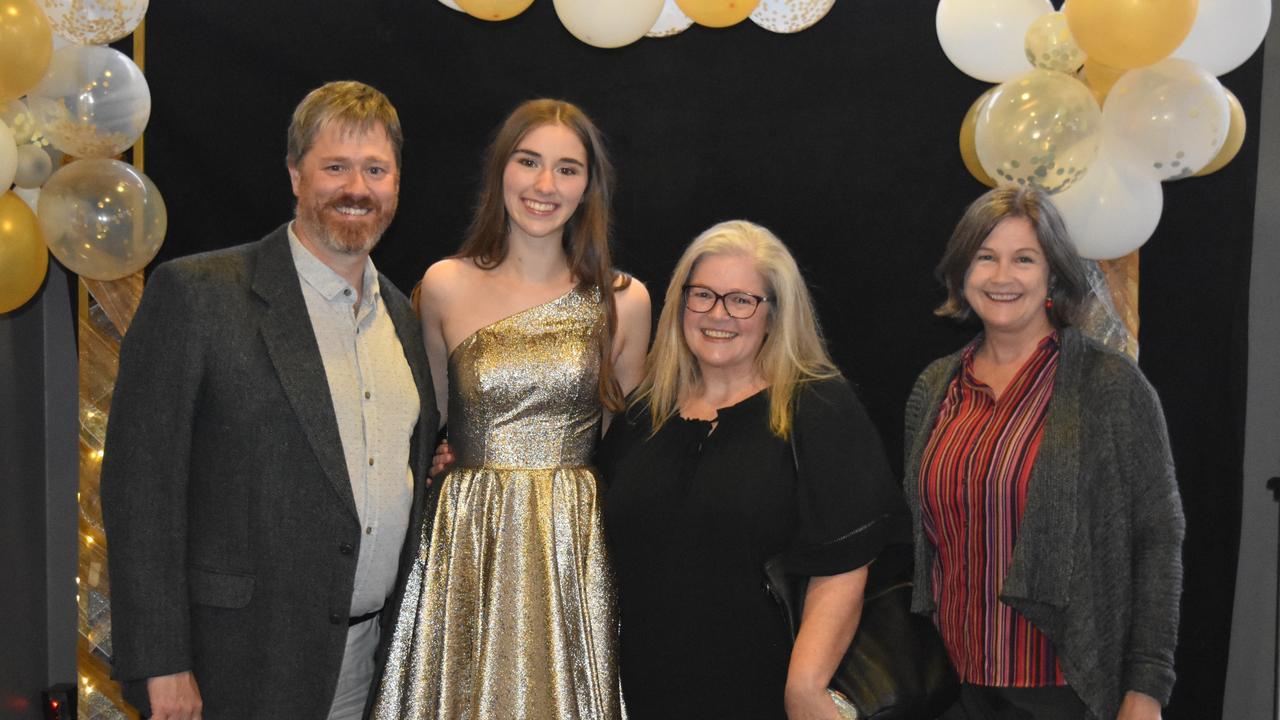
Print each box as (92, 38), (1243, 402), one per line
(372, 287), (623, 720)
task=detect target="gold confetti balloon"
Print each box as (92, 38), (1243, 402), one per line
(37, 158), (166, 281)
(1102, 58), (1230, 181)
(974, 68), (1102, 194)
(26, 44), (151, 159)
(0, 100), (39, 145)
(646, 0), (694, 37)
(39, 0), (148, 46)
(1024, 11), (1084, 74)
(749, 0), (835, 34)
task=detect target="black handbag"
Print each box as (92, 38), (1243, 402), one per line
(763, 550), (958, 720)
(764, 428), (958, 719)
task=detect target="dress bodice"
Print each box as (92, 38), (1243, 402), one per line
(447, 286), (603, 469)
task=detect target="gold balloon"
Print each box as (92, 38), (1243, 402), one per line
(960, 89), (998, 188)
(0, 191), (49, 313)
(1079, 58), (1126, 106)
(455, 0), (534, 20)
(676, 0), (760, 28)
(1065, 0), (1197, 70)
(1195, 88), (1245, 176)
(0, 0), (54, 103)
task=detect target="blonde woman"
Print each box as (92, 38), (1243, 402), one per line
(597, 220), (909, 720)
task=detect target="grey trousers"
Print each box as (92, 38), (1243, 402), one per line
(326, 617), (381, 720)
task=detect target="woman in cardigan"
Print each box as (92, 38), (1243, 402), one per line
(904, 186), (1184, 720)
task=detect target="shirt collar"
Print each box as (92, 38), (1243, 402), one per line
(287, 222), (380, 305)
(961, 331), (1060, 386)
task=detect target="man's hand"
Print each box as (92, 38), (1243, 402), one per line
(147, 671), (202, 720)
(430, 439), (454, 479)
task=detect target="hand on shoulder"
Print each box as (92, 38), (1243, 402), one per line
(614, 273), (651, 322)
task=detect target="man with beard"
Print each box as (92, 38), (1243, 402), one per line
(101, 81), (438, 720)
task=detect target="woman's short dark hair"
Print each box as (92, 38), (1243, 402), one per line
(934, 185), (1088, 328)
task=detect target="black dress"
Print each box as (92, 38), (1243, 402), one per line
(597, 377), (910, 719)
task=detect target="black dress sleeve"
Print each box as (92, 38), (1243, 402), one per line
(595, 399), (647, 487)
(784, 377), (912, 577)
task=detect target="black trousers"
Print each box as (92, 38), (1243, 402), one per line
(940, 683), (1089, 720)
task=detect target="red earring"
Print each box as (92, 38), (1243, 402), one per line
(1045, 297), (1054, 309)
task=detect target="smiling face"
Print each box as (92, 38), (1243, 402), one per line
(963, 216), (1054, 341)
(289, 121), (399, 257)
(682, 253), (771, 381)
(502, 123), (589, 244)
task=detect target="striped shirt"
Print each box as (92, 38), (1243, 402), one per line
(918, 333), (1066, 687)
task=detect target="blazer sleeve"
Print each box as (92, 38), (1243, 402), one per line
(1111, 364), (1185, 705)
(784, 377), (911, 577)
(100, 262), (207, 684)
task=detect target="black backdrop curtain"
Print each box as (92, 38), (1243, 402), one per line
(140, 1), (1261, 716)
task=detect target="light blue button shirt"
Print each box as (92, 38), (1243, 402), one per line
(288, 225), (419, 615)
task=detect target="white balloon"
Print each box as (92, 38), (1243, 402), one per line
(14, 144), (52, 188)
(0, 121), (16, 190)
(646, 0), (694, 37)
(1053, 150), (1163, 260)
(439, 0), (464, 10)
(554, 0), (665, 48)
(751, 0), (836, 34)
(26, 45), (151, 159)
(936, 0), (1052, 82)
(1174, 0), (1271, 76)
(13, 185), (40, 213)
(1102, 58), (1230, 181)
(39, 0), (149, 45)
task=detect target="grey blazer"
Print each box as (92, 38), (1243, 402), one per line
(101, 225), (439, 718)
(903, 328), (1184, 720)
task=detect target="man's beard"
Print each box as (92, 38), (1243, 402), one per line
(296, 193), (396, 256)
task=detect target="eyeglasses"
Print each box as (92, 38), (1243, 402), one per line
(682, 284), (771, 319)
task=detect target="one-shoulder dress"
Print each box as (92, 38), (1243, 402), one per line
(371, 286), (623, 720)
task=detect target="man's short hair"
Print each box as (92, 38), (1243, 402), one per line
(286, 80), (403, 168)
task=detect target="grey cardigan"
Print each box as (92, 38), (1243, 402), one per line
(903, 328), (1184, 720)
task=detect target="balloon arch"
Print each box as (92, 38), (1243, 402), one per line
(939, 0), (1267, 261)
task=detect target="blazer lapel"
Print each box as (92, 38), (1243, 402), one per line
(252, 226), (359, 520)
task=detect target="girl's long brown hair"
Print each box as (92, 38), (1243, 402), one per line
(456, 99), (629, 412)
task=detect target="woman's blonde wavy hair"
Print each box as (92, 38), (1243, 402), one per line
(633, 220), (839, 439)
